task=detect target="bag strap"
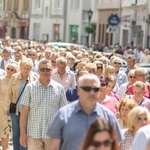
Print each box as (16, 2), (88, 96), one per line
(16, 80), (28, 104)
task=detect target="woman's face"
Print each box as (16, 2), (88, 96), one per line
(134, 113), (149, 132)
(21, 66), (31, 78)
(89, 131), (113, 150)
(120, 105), (132, 121)
(99, 83), (107, 95)
(107, 70), (115, 76)
(107, 82), (115, 94)
(128, 73), (136, 85)
(6, 66), (17, 78)
(133, 86), (144, 100)
(96, 64), (103, 75)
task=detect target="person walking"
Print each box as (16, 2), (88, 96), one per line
(20, 59), (67, 150)
(47, 74), (123, 150)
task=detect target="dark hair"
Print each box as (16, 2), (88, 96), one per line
(81, 118), (119, 150)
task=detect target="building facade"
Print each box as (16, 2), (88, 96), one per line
(121, 0), (150, 48)
(0, 0), (30, 39)
(96, 0), (120, 47)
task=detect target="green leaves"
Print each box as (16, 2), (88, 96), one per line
(85, 26), (95, 34)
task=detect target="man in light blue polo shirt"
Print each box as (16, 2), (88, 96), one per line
(47, 74), (123, 150)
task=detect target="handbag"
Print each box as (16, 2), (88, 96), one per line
(9, 80), (28, 114)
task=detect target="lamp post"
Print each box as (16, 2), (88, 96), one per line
(87, 9), (93, 48)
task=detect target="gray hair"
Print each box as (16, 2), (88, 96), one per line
(56, 57), (67, 65)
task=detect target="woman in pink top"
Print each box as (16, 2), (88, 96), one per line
(98, 78), (118, 115)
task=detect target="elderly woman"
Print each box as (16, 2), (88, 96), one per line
(120, 106), (150, 150)
(127, 81), (150, 111)
(0, 63), (18, 150)
(85, 63), (97, 74)
(126, 68), (150, 98)
(117, 69), (136, 100)
(118, 98), (137, 129)
(5, 58), (37, 150)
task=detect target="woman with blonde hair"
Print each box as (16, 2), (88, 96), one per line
(0, 63), (18, 150)
(93, 60), (104, 78)
(104, 65), (115, 78)
(85, 63), (97, 74)
(5, 58), (37, 150)
(120, 106), (150, 150)
(118, 98), (137, 129)
(81, 118), (119, 150)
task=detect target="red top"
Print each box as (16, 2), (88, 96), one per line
(127, 84), (150, 98)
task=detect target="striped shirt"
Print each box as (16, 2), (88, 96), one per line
(21, 79), (67, 139)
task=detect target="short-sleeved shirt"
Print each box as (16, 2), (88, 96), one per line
(47, 101), (123, 150)
(51, 68), (76, 91)
(21, 79), (67, 139)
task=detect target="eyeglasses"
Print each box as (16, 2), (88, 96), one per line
(91, 139), (114, 148)
(28, 53), (36, 56)
(7, 67), (15, 72)
(129, 76), (135, 79)
(114, 62), (121, 65)
(79, 86), (100, 92)
(39, 68), (51, 72)
(97, 66), (103, 70)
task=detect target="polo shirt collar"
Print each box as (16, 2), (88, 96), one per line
(37, 79), (55, 87)
(75, 101), (101, 115)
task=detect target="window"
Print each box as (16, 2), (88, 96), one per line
(45, 7), (48, 17)
(23, 0), (28, 11)
(55, 0), (62, 9)
(34, 0), (41, 9)
(71, 0), (79, 9)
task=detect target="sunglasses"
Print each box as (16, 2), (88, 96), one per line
(101, 82), (107, 87)
(80, 86), (100, 92)
(39, 68), (51, 72)
(28, 53), (36, 56)
(91, 139), (114, 148)
(7, 67), (15, 72)
(114, 62), (121, 65)
(97, 66), (103, 70)
(129, 76), (135, 79)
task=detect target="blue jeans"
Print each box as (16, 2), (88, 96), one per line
(10, 113), (27, 150)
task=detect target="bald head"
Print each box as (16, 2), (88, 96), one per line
(78, 74), (100, 87)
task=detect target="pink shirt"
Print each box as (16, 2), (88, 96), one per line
(51, 68), (76, 91)
(100, 95), (118, 115)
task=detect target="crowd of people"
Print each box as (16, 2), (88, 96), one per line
(0, 36), (150, 150)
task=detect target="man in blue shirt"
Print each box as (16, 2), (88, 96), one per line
(47, 74), (123, 150)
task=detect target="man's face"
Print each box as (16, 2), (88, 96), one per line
(3, 52), (11, 61)
(28, 51), (36, 61)
(56, 63), (66, 74)
(77, 79), (100, 104)
(112, 61), (122, 72)
(127, 58), (135, 69)
(50, 55), (57, 68)
(38, 63), (52, 79)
